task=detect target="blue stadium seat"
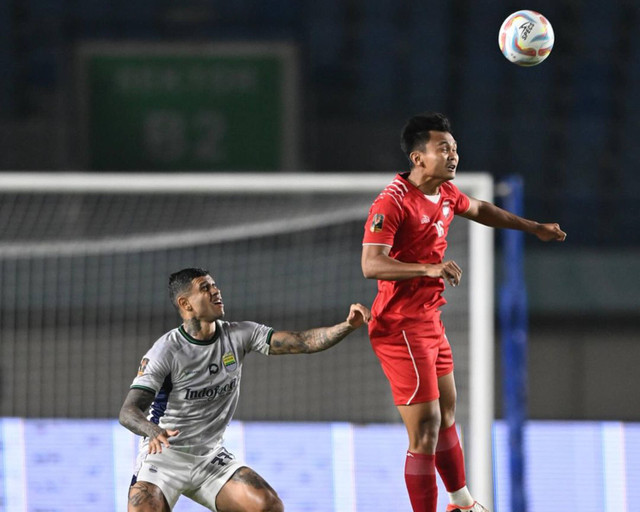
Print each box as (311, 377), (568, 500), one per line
(27, 46), (58, 88)
(0, 0), (13, 115)
(562, 0), (617, 241)
(28, 0), (67, 17)
(75, 0), (113, 23)
(254, 0), (299, 29)
(444, 3), (509, 175)
(354, 0), (399, 115)
(113, 0), (157, 24)
(500, 6), (558, 195)
(306, 0), (345, 73)
(405, 2), (450, 114)
(616, 6), (640, 243)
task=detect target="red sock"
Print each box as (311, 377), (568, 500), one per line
(435, 423), (467, 491)
(404, 451), (437, 512)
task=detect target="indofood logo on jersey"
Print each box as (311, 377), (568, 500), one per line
(184, 377), (238, 401)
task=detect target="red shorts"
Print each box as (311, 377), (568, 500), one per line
(370, 323), (454, 405)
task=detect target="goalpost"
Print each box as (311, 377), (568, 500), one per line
(0, 171), (494, 506)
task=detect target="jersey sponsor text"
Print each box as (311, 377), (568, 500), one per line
(183, 377), (238, 401)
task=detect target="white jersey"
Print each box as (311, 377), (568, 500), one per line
(130, 320), (272, 455)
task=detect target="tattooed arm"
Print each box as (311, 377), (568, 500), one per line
(268, 303), (370, 355)
(119, 388), (179, 454)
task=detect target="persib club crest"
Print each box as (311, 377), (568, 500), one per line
(370, 213), (384, 232)
(222, 352), (238, 372)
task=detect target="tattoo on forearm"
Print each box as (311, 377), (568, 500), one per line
(232, 467), (277, 492)
(119, 389), (161, 438)
(120, 412), (163, 439)
(184, 317), (202, 337)
(270, 322), (354, 354)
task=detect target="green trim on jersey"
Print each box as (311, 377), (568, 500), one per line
(178, 324), (221, 345)
(130, 384), (156, 394)
(266, 328), (274, 346)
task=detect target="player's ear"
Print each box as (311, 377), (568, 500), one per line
(410, 151), (422, 167)
(177, 295), (192, 312)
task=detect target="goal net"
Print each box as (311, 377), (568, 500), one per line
(0, 171), (493, 499)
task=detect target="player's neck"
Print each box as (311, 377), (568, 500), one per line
(182, 317), (217, 340)
(406, 169), (444, 196)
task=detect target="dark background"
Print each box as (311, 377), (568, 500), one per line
(1, 0), (638, 419)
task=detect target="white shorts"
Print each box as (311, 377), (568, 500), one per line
(133, 445), (244, 511)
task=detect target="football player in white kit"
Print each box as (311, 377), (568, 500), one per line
(119, 268), (370, 512)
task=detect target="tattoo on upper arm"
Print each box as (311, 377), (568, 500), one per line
(126, 388), (156, 412)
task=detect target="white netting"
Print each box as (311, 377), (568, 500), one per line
(0, 173), (491, 434)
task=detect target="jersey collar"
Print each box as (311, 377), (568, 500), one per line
(398, 172), (448, 199)
(178, 322), (221, 345)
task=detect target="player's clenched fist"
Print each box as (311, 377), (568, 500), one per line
(426, 260), (463, 287)
(346, 303), (371, 328)
(534, 222), (567, 242)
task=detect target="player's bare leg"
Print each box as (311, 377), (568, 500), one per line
(128, 481), (171, 512)
(438, 372), (457, 429)
(437, 372), (488, 511)
(216, 467), (284, 512)
(398, 399), (441, 453)
(397, 399), (440, 511)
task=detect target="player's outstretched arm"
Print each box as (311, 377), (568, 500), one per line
(119, 388), (179, 454)
(460, 197), (566, 242)
(268, 303), (370, 355)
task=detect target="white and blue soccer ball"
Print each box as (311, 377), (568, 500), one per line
(499, 10), (554, 66)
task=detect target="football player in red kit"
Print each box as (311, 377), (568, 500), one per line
(362, 112), (566, 512)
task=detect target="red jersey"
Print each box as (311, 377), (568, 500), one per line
(362, 173), (470, 336)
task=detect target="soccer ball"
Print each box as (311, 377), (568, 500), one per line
(498, 10), (554, 66)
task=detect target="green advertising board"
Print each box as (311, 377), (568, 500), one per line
(77, 43), (298, 171)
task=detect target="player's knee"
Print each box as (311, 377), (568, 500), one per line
(410, 417), (440, 452)
(440, 404), (456, 428)
(422, 420), (440, 443)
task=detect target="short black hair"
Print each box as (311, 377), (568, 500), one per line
(168, 267), (210, 309)
(400, 112), (452, 162)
